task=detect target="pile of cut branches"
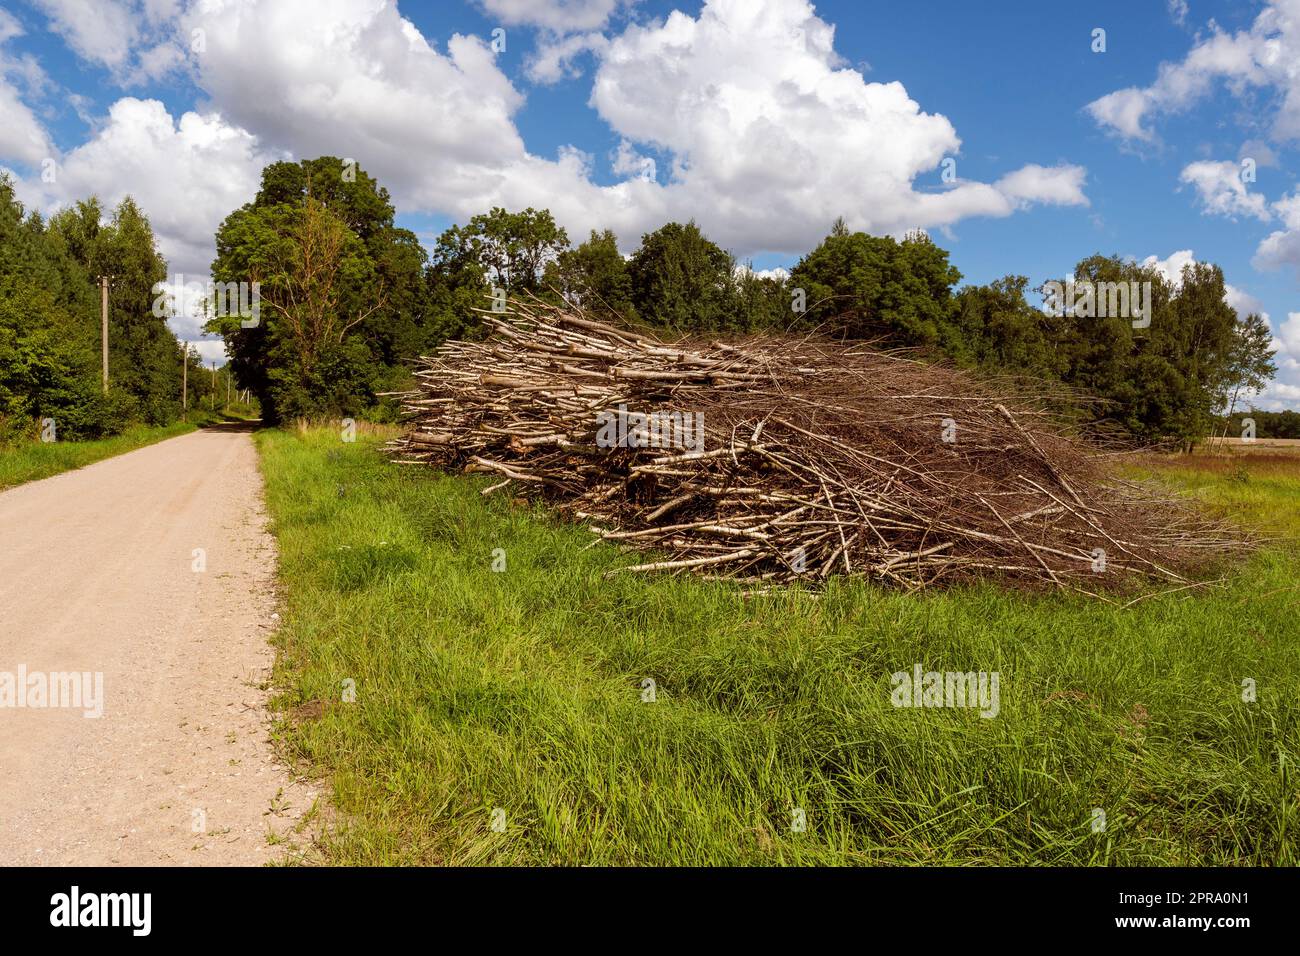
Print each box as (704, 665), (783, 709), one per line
(389, 296), (1246, 598)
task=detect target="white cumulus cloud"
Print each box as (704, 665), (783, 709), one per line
(477, 0), (634, 32)
(30, 98), (281, 277)
(1179, 160), (1272, 221)
(5, 0), (1094, 326)
(184, 0), (527, 215)
(0, 9), (55, 166)
(610, 139), (655, 181)
(27, 0), (188, 82)
(1253, 189), (1300, 279)
(157, 0), (1088, 259)
(1140, 249), (1200, 287)
(1086, 1), (1300, 143)
(525, 30), (609, 84)
(16, 97), (282, 358)
(994, 164), (1089, 209)
(29, 0), (139, 70)
(583, 0), (1087, 251)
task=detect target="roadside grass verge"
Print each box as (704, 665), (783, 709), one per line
(258, 427), (1300, 866)
(0, 417), (220, 491)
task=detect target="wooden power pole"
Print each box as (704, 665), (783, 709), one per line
(97, 275), (113, 393)
(181, 343), (188, 412)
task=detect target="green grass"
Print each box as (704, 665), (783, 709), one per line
(1126, 452), (1300, 538)
(0, 419), (210, 491)
(258, 428), (1300, 866)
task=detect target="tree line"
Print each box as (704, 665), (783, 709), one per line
(1225, 409), (1300, 440)
(208, 158), (1276, 446)
(0, 175), (219, 441)
(1, 157), (1279, 448)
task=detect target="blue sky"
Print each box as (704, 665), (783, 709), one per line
(1, 0), (1298, 407)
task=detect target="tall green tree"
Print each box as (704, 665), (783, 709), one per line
(1044, 255), (1242, 448)
(208, 157), (429, 422)
(542, 229), (635, 319)
(950, 275), (1061, 376)
(788, 229), (963, 346)
(626, 220), (734, 331)
(0, 191), (111, 439)
(728, 264), (792, 332)
(1223, 311), (1277, 418)
(426, 222), (490, 342)
(1160, 260), (1240, 447)
(95, 198), (177, 423)
(437, 207), (568, 296)
(46, 196), (179, 424)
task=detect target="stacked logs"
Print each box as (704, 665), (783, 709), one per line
(389, 295), (1245, 597)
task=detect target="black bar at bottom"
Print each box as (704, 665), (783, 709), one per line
(0, 866), (1283, 942)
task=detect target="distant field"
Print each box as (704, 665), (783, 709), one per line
(1129, 452), (1300, 535)
(259, 428), (1299, 866)
(1203, 437), (1300, 453)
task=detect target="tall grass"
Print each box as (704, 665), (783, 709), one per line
(258, 428), (1300, 866)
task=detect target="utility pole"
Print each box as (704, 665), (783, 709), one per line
(181, 343), (189, 413)
(210, 362), (216, 411)
(97, 275), (114, 393)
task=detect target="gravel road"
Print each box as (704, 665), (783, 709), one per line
(0, 424), (316, 865)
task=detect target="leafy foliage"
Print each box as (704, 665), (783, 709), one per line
(208, 157), (429, 423)
(949, 275), (1061, 377)
(627, 221), (736, 332)
(1224, 311), (1276, 417)
(436, 206), (568, 297)
(1039, 255), (1250, 448)
(207, 163), (1283, 446)
(543, 229), (635, 319)
(789, 229), (963, 345)
(0, 175), (178, 441)
(1233, 409), (1300, 439)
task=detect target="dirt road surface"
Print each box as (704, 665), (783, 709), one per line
(0, 424), (317, 865)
